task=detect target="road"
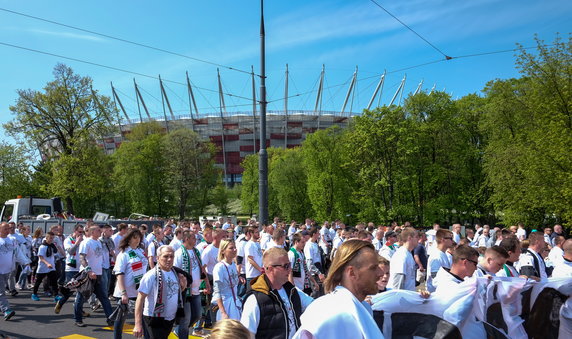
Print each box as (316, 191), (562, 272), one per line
(0, 289), (203, 339)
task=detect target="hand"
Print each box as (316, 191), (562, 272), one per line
(47, 264), (53, 269)
(239, 276), (246, 284)
(121, 294), (129, 305)
(88, 272), (97, 280)
(419, 268), (426, 272)
(204, 286), (212, 294)
(419, 290), (431, 299)
(364, 296), (373, 304)
(133, 323), (143, 338)
(178, 273), (187, 290)
(318, 273), (325, 282)
(221, 311), (229, 319)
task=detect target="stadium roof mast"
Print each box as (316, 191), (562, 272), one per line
(217, 69), (229, 187)
(341, 66), (358, 116)
(314, 64), (325, 129)
(284, 64), (288, 149)
(413, 79), (424, 95)
(258, 0), (269, 226)
(251, 66), (257, 155)
(366, 71), (386, 111)
(134, 79), (151, 121)
(110, 82), (131, 123)
(158, 75), (171, 132)
(389, 74), (406, 106)
(186, 71), (199, 131)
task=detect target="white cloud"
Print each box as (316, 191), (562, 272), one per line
(27, 28), (105, 42)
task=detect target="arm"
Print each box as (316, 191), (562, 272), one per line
(39, 255), (52, 269)
(132, 291), (147, 338)
(247, 256), (264, 273)
(80, 253), (96, 279)
(414, 254), (425, 271)
(116, 274), (128, 305)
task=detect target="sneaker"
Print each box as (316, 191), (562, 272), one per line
(192, 330), (204, 336)
(54, 301), (62, 314)
(91, 303), (101, 311)
(31, 294), (40, 301)
(106, 319), (114, 326)
(3, 310), (15, 321)
(75, 322), (86, 327)
(82, 311), (90, 317)
(9, 290), (18, 297)
(54, 295), (63, 303)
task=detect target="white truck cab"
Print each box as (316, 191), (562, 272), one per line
(1, 197), (64, 223)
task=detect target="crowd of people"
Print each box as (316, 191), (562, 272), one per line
(0, 218), (571, 338)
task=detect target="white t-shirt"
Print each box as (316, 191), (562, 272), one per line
(260, 233), (272, 251)
(241, 286), (313, 339)
(379, 244), (396, 261)
(64, 236), (82, 272)
(37, 244), (56, 274)
(244, 240), (263, 279)
(79, 238), (104, 275)
(52, 236), (64, 260)
(201, 244), (219, 275)
(548, 246), (564, 268)
(169, 238), (183, 253)
(0, 236), (16, 274)
(113, 247), (148, 298)
(174, 246), (202, 295)
(195, 241), (209, 253)
(138, 268), (180, 321)
(552, 260), (572, 278)
(426, 250), (451, 292)
(388, 246), (416, 291)
(236, 238), (249, 274)
(147, 240), (164, 263)
(304, 241), (321, 266)
(288, 249), (306, 290)
(111, 233), (123, 256)
(516, 228), (527, 241)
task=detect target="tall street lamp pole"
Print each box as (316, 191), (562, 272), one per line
(258, 0), (269, 226)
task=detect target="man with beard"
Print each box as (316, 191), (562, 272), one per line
(293, 239), (383, 339)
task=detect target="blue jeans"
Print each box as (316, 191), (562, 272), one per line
(101, 268), (111, 296)
(74, 274), (113, 322)
(176, 295), (202, 338)
(17, 265), (29, 289)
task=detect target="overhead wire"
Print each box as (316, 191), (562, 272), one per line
(0, 41), (254, 102)
(0, 7), (257, 76)
(369, 0), (452, 60)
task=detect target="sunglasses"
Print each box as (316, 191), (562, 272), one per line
(463, 258), (478, 266)
(270, 263), (291, 270)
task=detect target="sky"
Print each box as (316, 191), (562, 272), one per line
(1, 0), (571, 141)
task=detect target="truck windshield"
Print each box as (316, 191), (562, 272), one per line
(31, 206), (52, 216)
(1, 204), (14, 222)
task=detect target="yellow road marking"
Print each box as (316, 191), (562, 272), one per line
(56, 335), (97, 339)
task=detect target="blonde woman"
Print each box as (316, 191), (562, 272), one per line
(212, 239), (243, 320)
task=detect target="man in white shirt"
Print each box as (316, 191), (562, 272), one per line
(433, 245), (480, 293)
(552, 239), (572, 278)
(74, 225), (113, 327)
(244, 227), (264, 290)
(425, 223), (440, 251)
(133, 245), (187, 339)
(451, 223), (462, 244)
(241, 247), (313, 339)
(388, 228), (419, 291)
(111, 223), (128, 256)
(0, 222), (17, 320)
(378, 230), (398, 261)
(473, 246), (508, 277)
(55, 224), (85, 314)
(319, 222), (332, 259)
(516, 223), (527, 241)
(174, 231), (210, 339)
(426, 229), (454, 292)
(288, 233), (317, 295)
(259, 224), (274, 251)
(548, 235), (566, 268)
(372, 228), (384, 252)
(304, 227), (324, 282)
(236, 227), (252, 298)
(519, 231), (549, 280)
(293, 239), (383, 339)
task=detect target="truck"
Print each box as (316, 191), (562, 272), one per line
(1, 196), (163, 235)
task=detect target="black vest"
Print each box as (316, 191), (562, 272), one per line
(252, 281), (302, 339)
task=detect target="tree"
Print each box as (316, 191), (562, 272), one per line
(481, 35), (572, 226)
(302, 126), (354, 221)
(163, 127), (217, 219)
(113, 122), (170, 217)
(0, 142), (33, 204)
(4, 63), (118, 213)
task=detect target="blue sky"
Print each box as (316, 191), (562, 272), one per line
(1, 0), (571, 138)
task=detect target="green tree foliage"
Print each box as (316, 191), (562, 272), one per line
(163, 127), (217, 218)
(113, 122), (170, 217)
(269, 147), (311, 221)
(0, 142), (33, 203)
(302, 126), (354, 221)
(4, 64), (117, 213)
(240, 153), (259, 216)
(481, 36), (572, 226)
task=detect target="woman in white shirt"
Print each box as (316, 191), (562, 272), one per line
(113, 229), (148, 339)
(213, 239), (244, 320)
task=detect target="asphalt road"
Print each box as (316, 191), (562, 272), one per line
(0, 289), (203, 339)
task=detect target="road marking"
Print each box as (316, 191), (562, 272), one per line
(56, 335), (97, 339)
